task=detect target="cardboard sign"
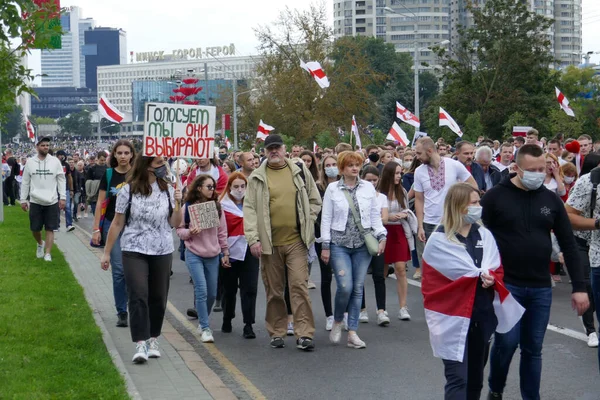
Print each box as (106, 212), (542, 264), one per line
(143, 102), (216, 159)
(188, 201), (220, 230)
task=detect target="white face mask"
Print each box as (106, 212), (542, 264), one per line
(564, 176), (575, 184)
(519, 168), (546, 190)
(403, 161), (412, 170)
(325, 166), (339, 178)
(230, 189), (245, 200)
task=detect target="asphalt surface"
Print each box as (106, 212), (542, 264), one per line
(74, 215), (600, 400)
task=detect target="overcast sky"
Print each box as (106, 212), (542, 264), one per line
(28, 0), (600, 74)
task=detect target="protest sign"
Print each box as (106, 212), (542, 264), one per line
(143, 102), (216, 158)
(188, 201), (220, 230)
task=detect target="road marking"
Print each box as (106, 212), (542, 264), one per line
(167, 302), (267, 400)
(403, 276), (588, 343)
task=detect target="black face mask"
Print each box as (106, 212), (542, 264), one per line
(368, 153), (380, 163)
(219, 154), (228, 161)
(153, 165), (168, 179)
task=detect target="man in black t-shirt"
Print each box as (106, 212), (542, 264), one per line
(56, 150), (74, 232)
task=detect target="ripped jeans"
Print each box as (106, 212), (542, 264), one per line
(330, 244), (372, 332)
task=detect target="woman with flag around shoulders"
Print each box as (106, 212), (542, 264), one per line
(421, 183), (524, 400)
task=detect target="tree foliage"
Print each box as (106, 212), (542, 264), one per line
(58, 111), (93, 137)
(0, 105), (25, 141)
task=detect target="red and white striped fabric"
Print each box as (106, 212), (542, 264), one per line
(25, 117), (35, 143)
(313, 141), (318, 153)
(99, 95), (124, 123)
(421, 226), (525, 362)
(221, 196), (247, 261)
(512, 126), (533, 137)
(439, 107), (463, 137)
(396, 102), (420, 128)
(300, 60), (330, 89)
(386, 122), (410, 146)
(555, 87), (575, 117)
(351, 115), (361, 149)
(256, 119), (274, 141)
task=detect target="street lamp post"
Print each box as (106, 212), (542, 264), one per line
(233, 86), (258, 151)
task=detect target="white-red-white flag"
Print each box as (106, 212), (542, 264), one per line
(396, 102), (420, 128)
(555, 87), (575, 117)
(422, 226), (525, 362)
(256, 119), (274, 141)
(512, 126), (533, 137)
(386, 122), (410, 146)
(300, 60), (330, 89)
(225, 137), (232, 150)
(439, 107), (463, 137)
(351, 115), (361, 149)
(99, 95), (124, 123)
(25, 117), (36, 143)
(313, 141), (318, 153)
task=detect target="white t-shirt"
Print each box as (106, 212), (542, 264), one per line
(376, 192), (388, 212)
(414, 158), (472, 225)
(115, 182), (175, 255)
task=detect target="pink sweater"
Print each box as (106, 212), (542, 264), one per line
(176, 205), (229, 258)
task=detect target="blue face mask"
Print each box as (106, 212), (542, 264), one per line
(325, 166), (339, 178)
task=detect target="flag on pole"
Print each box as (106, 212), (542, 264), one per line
(422, 226), (525, 362)
(439, 107), (463, 137)
(99, 95), (124, 123)
(396, 102), (420, 128)
(351, 115), (361, 149)
(300, 60), (330, 89)
(412, 131), (428, 147)
(313, 141), (318, 153)
(25, 116), (36, 143)
(555, 87), (575, 117)
(512, 126), (533, 137)
(386, 122), (410, 146)
(222, 114), (232, 149)
(256, 119), (274, 141)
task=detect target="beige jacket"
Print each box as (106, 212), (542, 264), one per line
(244, 159), (322, 255)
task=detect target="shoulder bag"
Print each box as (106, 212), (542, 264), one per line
(341, 189), (380, 256)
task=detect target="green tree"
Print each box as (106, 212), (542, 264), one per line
(463, 112), (485, 142)
(101, 118), (120, 135)
(30, 116), (56, 125)
(427, 0), (556, 139)
(548, 108), (583, 139)
(0, 105), (25, 141)
(0, 1), (62, 123)
(58, 111), (93, 137)
(502, 112), (528, 139)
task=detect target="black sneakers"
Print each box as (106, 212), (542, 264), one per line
(213, 300), (222, 312)
(222, 320), (232, 333)
(296, 337), (315, 351)
(487, 393), (502, 399)
(270, 337), (285, 348)
(186, 308), (198, 319)
(243, 324), (256, 339)
(116, 312), (128, 328)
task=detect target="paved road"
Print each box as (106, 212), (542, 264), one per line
(75, 216), (600, 400)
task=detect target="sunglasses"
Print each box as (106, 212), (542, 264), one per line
(203, 185), (215, 191)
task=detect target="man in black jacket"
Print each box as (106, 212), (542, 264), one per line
(481, 144), (589, 400)
(5, 149), (20, 206)
(474, 145), (504, 191)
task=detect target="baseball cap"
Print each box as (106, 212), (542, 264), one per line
(36, 136), (51, 145)
(264, 134), (284, 149)
(56, 150), (67, 157)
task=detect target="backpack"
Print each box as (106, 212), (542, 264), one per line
(589, 167), (600, 218)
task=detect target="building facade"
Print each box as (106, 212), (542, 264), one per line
(30, 87), (97, 119)
(97, 55), (259, 115)
(335, 0), (583, 70)
(83, 27), (128, 90)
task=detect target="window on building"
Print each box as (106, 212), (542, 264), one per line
(356, 18), (366, 24)
(356, 27), (366, 32)
(356, 9), (366, 14)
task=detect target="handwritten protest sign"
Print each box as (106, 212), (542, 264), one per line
(188, 201), (220, 230)
(143, 102), (216, 158)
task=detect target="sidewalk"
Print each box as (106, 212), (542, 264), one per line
(54, 226), (232, 400)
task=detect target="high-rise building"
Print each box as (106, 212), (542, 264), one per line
(78, 17), (96, 87)
(83, 27), (127, 90)
(41, 6), (84, 87)
(335, 0), (582, 71)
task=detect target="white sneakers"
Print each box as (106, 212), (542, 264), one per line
(377, 310), (390, 326)
(200, 328), (215, 343)
(147, 338), (161, 358)
(66, 226), (75, 232)
(36, 241), (45, 258)
(347, 333), (366, 349)
(132, 341), (149, 363)
(43, 254), (52, 262)
(307, 280), (316, 289)
(329, 322), (343, 344)
(359, 310), (369, 323)
(588, 332), (599, 348)
(398, 306), (411, 321)
(325, 315), (334, 331)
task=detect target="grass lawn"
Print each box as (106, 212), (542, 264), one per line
(0, 205), (129, 399)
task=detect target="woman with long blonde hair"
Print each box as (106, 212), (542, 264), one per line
(421, 183), (523, 399)
(543, 153), (566, 197)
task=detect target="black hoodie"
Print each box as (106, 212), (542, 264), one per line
(481, 174), (586, 293)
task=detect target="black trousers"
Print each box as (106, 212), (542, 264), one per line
(222, 247), (260, 325)
(577, 239), (597, 335)
(316, 242), (333, 317)
(122, 251), (172, 342)
(442, 320), (493, 400)
(361, 252), (386, 311)
(4, 178), (16, 205)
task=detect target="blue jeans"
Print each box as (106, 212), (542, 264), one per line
(488, 284), (552, 400)
(591, 267), (600, 372)
(330, 244), (372, 332)
(65, 190), (72, 227)
(103, 219), (127, 314)
(185, 249), (220, 330)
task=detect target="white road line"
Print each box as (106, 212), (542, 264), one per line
(403, 275), (588, 343)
